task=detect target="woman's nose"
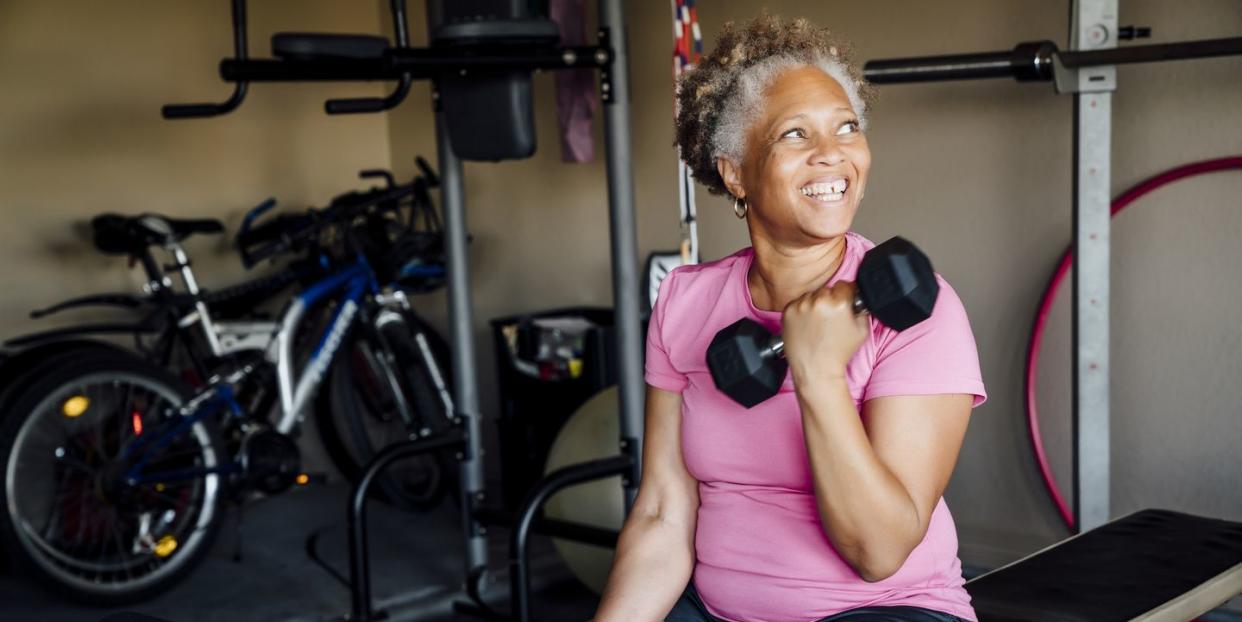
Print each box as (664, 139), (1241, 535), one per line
(810, 138), (847, 166)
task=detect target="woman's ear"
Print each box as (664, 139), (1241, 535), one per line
(716, 157), (745, 200)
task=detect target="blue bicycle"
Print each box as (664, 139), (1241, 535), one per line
(0, 176), (456, 603)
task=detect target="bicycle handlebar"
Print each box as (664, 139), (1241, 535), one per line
(237, 183), (415, 268)
(237, 159), (441, 268)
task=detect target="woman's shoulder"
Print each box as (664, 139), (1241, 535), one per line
(659, 247), (751, 298)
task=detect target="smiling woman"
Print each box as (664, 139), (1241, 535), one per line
(674, 15), (876, 199)
(594, 13), (987, 622)
(718, 65), (872, 270)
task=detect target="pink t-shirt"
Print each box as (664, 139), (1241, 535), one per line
(645, 231), (986, 622)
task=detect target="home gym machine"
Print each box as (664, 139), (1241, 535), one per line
(865, 2), (1242, 619)
(164, 1), (641, 620)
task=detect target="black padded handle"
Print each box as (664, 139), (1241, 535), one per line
(162, 100), (236, 119)
(161, 0), (250, 119)
(325, 97), (391, 114)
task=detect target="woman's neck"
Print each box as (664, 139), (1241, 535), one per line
(748, 234), (848, 312)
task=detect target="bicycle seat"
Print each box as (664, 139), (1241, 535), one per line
(92, 213), (224, 255)
(271, 33), (390, 61)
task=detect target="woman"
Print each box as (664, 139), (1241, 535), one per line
(594, 15), (986, 622)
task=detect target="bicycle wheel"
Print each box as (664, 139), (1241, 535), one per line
(0, 350), (225, 604)
(316, 310), (455, 511)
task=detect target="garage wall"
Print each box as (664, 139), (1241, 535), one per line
(0, 0), (396, 474)
(4, 0), (1239, 579)
(387, 0), (1242, 573)
(0, 1), (393, 335)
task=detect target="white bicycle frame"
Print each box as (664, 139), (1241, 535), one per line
(152, 221), (451, 436)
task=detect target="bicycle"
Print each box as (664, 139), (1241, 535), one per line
(5, 165), (451, 509)
(1, 212), (309, 398)
(0, 169), (457, 603)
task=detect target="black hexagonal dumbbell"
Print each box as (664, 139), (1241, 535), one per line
(706, 237), (939, 408)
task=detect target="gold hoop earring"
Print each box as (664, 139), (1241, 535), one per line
(733, 197), (748, 219)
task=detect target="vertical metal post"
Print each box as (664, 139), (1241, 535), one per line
(1070, 0), (1116, 532)
(597, 0), (643, 511)
(434, 106), (489, 571)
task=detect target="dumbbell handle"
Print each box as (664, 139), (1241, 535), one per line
(759, 293), (868, 360)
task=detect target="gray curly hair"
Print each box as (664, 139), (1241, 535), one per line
(675, 14), (877, 197)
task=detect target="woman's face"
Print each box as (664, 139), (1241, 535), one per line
(719, 65), (871, 245)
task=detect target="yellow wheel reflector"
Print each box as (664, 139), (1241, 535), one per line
(155, 535), (178, 558)
(62, 396), (89, 418)
(296, 473), (310, 486)
(155, 483), (166, 493)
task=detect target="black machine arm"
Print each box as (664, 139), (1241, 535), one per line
(162, 0), (617, 161)
(217, 43), (612, 82)
(161, 0), (249, 118)
(162, 0), (612, 111)
(864, 36), (1242, 85)
(323, 0), (413, 115)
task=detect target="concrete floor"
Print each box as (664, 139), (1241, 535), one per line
(0, 483), (598, 622)
(5, 483), (1239, 622)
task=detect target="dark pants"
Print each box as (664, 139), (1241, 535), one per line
(665, 584), (966, 622)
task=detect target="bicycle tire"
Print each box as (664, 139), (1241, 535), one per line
(0, 349), (226, 604)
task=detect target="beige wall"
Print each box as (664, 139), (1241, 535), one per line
(0, 1), (392, 332)
(3, 0), (1240, 579)
(388, 0), (1242, 573)
(0, 1), (394, 473)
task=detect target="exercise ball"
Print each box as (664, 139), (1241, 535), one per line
(543, 385), (625, 593)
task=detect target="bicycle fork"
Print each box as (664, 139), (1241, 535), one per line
(370, 290), (456, 435)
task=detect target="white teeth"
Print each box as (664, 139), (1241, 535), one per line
(799, 178), (849, 194)
(800, 179), (848, 199)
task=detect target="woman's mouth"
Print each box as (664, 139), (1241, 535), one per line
(799, 178), (849, 203)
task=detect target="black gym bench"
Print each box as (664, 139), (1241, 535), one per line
(968, 509), (1242, 621)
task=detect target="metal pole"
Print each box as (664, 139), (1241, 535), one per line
(597, 0), (643, 511)
(434, 106), (489, 571)
(1060, 36), (1242, 68)
(1070, 0), (1115, 532)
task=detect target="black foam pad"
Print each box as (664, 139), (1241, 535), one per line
(967, 509), (1242, 621)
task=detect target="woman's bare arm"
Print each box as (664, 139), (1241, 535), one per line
(797, 382), (972, 582)
(594, 386), (699, 622)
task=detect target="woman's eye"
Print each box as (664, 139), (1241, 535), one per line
(780, 128), (807, 140)
(836, 121), (860, 136)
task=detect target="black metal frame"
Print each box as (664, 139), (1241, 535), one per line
(861, 4), (1242, 537)
(342, 433), (633, 622)
(163, 2), (644, 621)
(508, 457), (632, 622)
(347, 430), (467, 622)
(164, 0), (613, 116)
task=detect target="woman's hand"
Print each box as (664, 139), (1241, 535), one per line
(781, 281), (868, 382)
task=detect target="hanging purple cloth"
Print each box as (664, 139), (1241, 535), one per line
(550, 0), (598, 163)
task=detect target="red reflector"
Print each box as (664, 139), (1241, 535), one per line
(132, 412), (144, 436)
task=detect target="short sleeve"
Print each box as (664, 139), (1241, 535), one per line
(863, 278), (987, 407)
(644, 268), (689, 392)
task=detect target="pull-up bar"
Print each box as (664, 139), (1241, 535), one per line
(862, 7), (1242, 619)
(864, 35), (1242, 86)
(864, 12), (1242, 533)
(164, 1), (645, 620)
(164, 0), (614, 117)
